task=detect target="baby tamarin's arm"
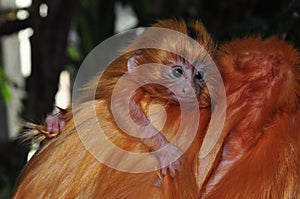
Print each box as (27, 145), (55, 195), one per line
(127, 99), (182, 177)
(43, 101), (181, 176)
(42, 46), (207, 177)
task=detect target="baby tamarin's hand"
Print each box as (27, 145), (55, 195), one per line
(153, 142), (182, 187)
(45, 114), (65, 135)
(158, 143), (182, 178)
(142, 130), (182, 178)
(22, 108), (66, 143)
(42, 107), (67, 137)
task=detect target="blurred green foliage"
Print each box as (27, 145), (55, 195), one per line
(0, 67), (11, 104)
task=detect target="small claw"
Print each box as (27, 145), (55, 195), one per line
(159, 159), (181, 178)
(156, 144), (182, 178)
(153, 159), (180, 186)
(161, 167), (167, 176)
(169, 165), (176, 178)
(154, 178), (162, 187)
(174, 159), (181, 170)
(168, 160), (180, 178)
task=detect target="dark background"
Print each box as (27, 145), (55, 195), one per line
(0, 0), (299, 197)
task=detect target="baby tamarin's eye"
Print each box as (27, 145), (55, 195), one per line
(172, 65), (183, 78)
(195, 71), (205, 81)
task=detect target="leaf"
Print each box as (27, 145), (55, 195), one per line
(67, 45), (81, 61)
(0, 84), (12, 103)
(0, 67), (12, 104)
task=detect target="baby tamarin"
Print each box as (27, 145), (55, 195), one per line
(198, 37), (300, 198)
(13, 19), (216, 198)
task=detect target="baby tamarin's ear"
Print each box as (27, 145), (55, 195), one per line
(127, 50), (142, 71)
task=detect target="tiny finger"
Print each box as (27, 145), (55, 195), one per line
(169, 165), (176, 178)
(161, 167), (167, 176)
(154, 178), (162, 187)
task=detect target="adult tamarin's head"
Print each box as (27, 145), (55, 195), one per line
(216, 37), (300, 114)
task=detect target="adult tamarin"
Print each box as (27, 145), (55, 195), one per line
(13, 19), (218, 199)
(198, 37), (300, 198)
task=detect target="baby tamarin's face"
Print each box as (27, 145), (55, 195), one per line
(163, 58), (207, 101)
(127, 49), (209, 105)
(123, 20), (215, 107)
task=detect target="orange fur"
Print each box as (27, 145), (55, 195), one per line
(13, 19), (215, 199)
(199, 37), (300, 198)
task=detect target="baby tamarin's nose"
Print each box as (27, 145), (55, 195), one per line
(182, 86), (194, 95)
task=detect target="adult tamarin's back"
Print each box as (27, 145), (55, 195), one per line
(13, 19), (215, 199)
(199, 37), (300, 198)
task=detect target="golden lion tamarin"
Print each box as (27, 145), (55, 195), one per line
(13, 19), (217, 199)
(198, 37), (300, 198)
